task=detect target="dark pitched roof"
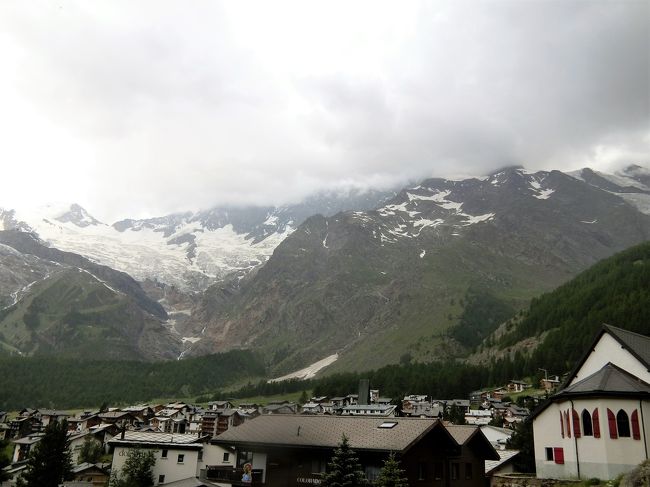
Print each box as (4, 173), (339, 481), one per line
(565, 324), (650, 386)
(447, 425), (500, 460)
(604, 324), (650, 368)
(559, 362), (650, 396)
(212, 415), (454, 452)
(531, 362), (650, 420)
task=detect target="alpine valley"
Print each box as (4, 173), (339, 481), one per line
(0, 165), (648, 373)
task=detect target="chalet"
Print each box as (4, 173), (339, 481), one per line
(201, 410), (246, 437)
(97, 411), (139, 427)
(479, 425), (513, 451)
(341, 404), (397, 417)
(540, 376), (561, 392)
(109, 431), (206, 486)
(506, 380), (531, 393)
(320, 402), (335, 414)
(300, 402), (323, 415)
(262, 402), (298, 415)
(532, 324), (650, 481)
(38, 409), (70, 427)
(122, 405), (155, 422)
(68, 413), (101, 433)
(465, 410), (492, 426)
(485, 449), (520, 480)
(68, 462), (110, 487)
(209, 415), (499, 487)
(208, 401), (234, 411)
(12, 433), (43, 462)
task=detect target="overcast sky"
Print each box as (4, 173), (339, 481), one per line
(0, 1), (647, 221)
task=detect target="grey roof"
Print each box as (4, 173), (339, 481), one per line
(447, 425), (500, 460)
(560, 362), (650, 396)
(565, 324), (650, 386)
(485, 449), (519, 475)
(604, 324), (650, 367)
(532, 362), (650, 420)
(212, 415), (447, 452)
(109, 431), (203, 448)
(72, 462), (107, 474)
(446, 425), (477, 445)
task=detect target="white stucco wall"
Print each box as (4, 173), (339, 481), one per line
(571, 333), (650, 385)
(534, 398), (649, 481)
(111, 445), (201, 484)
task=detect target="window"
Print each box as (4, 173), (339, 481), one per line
(433, 462), (443, 480)
(238, 451), (253, 467)
(378, 421), (397, 428)
(451, 463), (459, 480)
(582, 409), (593, 436)
(223, 452), (230, 463)
(545, 447), (554, 461)
(198, 449), (203, 461)
(617, 410), (631, 437)
(177, 453), (185, 463)
(465, 463), (473, 480)
(158, 475), (165, 484)
(161, 449), (168, 458)
(417, 462), (427, 481)
(553, 447), (564, 465)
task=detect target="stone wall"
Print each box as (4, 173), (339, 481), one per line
(491, 474), (581, 487)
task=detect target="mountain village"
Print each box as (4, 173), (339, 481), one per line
(1, 324), (648, 487)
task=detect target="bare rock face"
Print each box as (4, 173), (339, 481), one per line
(188, 167), (650, 374)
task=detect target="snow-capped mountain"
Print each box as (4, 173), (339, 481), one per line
(0, 189), (395, 292)
(185, 165), (650, 374)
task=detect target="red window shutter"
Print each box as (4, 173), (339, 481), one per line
(554, 447), (564, 464)
(560, 411), (564, 438)
(631, 410), (641, 440)
(572, 409), (581, 438)
(565, 410), (571, 438)
(607, 408), (618, 439)
(593, 408), (601, 438)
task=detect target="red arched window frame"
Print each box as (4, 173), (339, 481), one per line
(592, 408), (601, 438)
(607, 408), (618, 439)
(572, 409), (581, 438)
(631, 410), (641, 440)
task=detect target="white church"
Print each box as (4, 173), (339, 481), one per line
(532, 324), (650, 480)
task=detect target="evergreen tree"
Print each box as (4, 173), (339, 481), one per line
(506, 419), (535, 473)
(0, 439), (11, 482)
(375, 452), (408, 487)
(299, 390), (309, 404)
(321, 435), (370, 487)
(109, 448), (156, 487)
(78, 436), (104, 464)
(17, 419), (73, 487)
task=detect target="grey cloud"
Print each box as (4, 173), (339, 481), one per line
(0, 0), (647, 221)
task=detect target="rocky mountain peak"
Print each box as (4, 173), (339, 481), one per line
(54, 203), (103, 228)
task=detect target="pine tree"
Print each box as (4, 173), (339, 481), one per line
(17, 419), (73, 487)
(321, 435), (370, 487)
(375, 452), (408, 487)
(109, 448), (156, 487)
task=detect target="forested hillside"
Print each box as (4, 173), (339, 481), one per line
(0, 350), (264, 410)
(494, 241), (650, 374)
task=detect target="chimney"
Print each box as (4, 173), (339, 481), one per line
(358, 379), (370, 406)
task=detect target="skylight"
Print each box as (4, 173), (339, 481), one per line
(378, 421), (398, 429)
